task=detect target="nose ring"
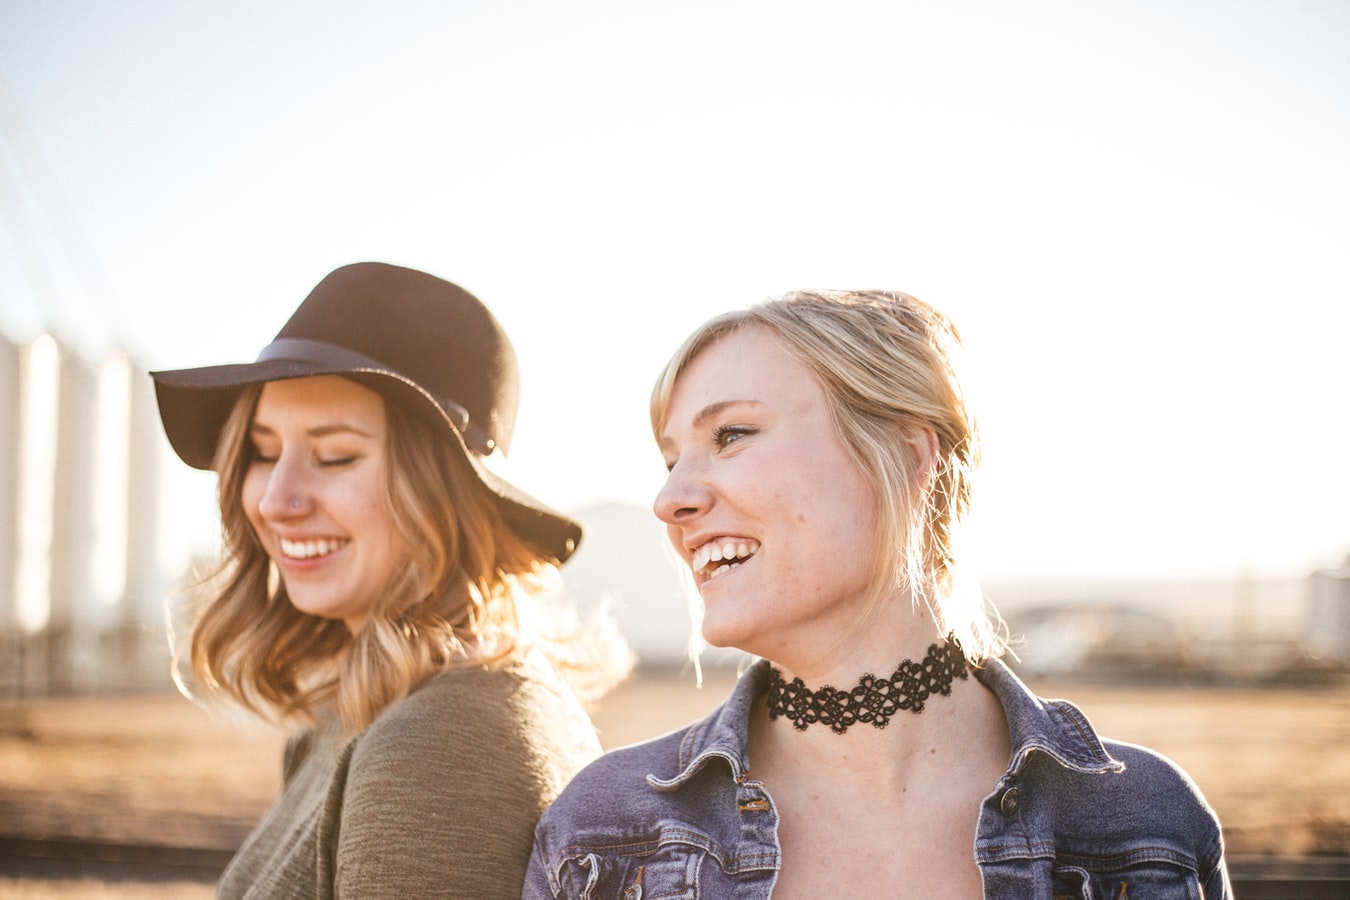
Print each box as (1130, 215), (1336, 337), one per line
(289, 498), (302, 510)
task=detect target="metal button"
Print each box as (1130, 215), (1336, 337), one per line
(999, 786), (1021, 816)
(623, 864), (645, 899)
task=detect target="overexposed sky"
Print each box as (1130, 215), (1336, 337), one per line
(2, 0), (1347, 582)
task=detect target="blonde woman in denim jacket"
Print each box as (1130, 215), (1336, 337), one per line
(526, 290), (1230, 899)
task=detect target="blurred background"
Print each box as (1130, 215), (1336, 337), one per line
(1, 0), (1348, 894)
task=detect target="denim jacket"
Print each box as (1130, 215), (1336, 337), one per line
(525, 658), (1230, 899)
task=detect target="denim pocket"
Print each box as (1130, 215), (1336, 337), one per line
(558, 844), (706, 900)
(1051, 861), (1204, 900)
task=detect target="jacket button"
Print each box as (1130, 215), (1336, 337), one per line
(999, 786), (1021, 816)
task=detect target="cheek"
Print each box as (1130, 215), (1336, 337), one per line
(355, 476), (400, 555)
(240, 471), (266, 527)
(367, 512), (408, 589)
(357, 481), (394, 529)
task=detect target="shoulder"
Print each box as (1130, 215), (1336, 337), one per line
(378, 661), (582, 730)
(576, 725), (692, 785)
(534, 665), (763, 854)
(528, 725), (706, 896)
(329, 664), (598, 898)
(1097, 737), (1219, 814)
(1017, 727), (1225, 862)
(540, 723), (695, 828)
(525, 681), (770, 899)
(984, 732), (1226, 898)
(352, 661), (600, 785)
(981, 663), (1224, 860)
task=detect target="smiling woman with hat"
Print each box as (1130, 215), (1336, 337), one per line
(153, 262), (630, 898)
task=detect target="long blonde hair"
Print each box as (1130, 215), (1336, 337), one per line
(179, 381), (629, 732)
(651, 290), (1007, 664)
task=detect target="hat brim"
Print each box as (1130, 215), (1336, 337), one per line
(151, 360), (583, 563)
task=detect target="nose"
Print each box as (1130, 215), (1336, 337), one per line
(254, 455), (312, 520)
(653, 457), (710, 526)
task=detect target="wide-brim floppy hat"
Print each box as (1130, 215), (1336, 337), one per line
(150, 261), (582, 562)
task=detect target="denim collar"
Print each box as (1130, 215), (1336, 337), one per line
(648, 656), (1122, 792)
(976, 657), (1125, 776)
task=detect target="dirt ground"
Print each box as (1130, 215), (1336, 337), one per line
(2, 665), (1348, 897)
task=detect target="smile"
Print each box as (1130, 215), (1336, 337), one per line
(279, 537), (348, 560)
(691, 538), (760, 582)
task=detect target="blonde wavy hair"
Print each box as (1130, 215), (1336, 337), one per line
(650, 290), (1007, 664)
(177, 381), (629, 733)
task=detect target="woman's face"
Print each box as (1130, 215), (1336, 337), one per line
(241, 375), (404, 632)
(654, 327), (881, 663)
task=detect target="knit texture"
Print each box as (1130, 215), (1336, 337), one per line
(217, 660), (600, 899)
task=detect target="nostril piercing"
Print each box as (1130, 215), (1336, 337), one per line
(289, 498), (301, 510)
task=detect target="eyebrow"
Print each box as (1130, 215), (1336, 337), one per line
(248, 422), (379, 440)
(658, 399), (764, 451)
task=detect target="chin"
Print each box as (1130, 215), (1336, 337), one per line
(699, 618), (757, 655)
(287, 597), (343, 623)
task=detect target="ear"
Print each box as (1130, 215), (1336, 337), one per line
(904, 424), (940, 485)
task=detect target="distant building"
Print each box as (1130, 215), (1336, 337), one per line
(560, 502), (743, 669)
(1007, 602), (1195, 679)
(1307, 556), (1350, 663)
(1, 333), (182, 695)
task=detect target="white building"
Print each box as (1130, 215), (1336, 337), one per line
(1307, 556), (1350, 662)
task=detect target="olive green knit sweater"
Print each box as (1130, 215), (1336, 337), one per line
(217, 659), (601, 899)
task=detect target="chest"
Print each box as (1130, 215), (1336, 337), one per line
(768, 780), (986, 900)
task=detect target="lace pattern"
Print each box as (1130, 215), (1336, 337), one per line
(765, 637), (969, 734)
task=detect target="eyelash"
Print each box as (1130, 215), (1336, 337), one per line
(664, 424), (757, 472)
(320, 456), (357, 468)
(712, 424), (755, 448)
(248, 448), (357, 468)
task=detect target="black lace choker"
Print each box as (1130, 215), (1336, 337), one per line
(766, 637), (969, 734)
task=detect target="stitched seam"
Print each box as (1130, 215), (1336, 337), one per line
(557, 832), (778, 874)
(1053, 846), (1198, 871)
(1050, 701), (1125, 771)
(649, 750), (741, 791)
(976, 838), (1059, 862)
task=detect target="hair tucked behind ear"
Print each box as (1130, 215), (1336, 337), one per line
(651, 291), (1007, 664)
(175, 381), (630, 733)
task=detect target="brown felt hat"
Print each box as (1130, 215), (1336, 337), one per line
(150, 261), (582, 562)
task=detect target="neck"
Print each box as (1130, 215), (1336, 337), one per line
(770, 589), (945, 679)
(766, 636), (967, 732)
(748, 657), (998, 790)
(744, 597), (992, 775)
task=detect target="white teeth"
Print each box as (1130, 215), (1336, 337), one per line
(705, 561), (743, 582)
(691, 539), (760, 577)
(279, 537), (346, 559)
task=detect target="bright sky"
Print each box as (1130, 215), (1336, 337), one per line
(1, 0), (1347, 583)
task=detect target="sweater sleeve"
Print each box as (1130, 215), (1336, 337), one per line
(330, 667), (595, 900)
